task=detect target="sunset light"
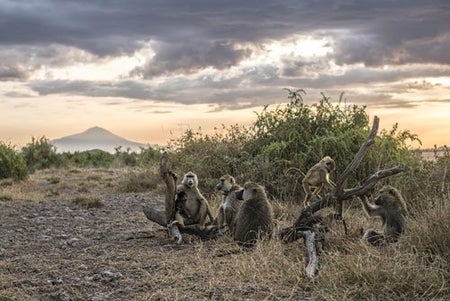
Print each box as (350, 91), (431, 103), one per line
(1, 1), (449, 148)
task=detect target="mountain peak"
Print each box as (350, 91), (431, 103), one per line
(51, 127), (147, 153)
(83, 126), (113, 134)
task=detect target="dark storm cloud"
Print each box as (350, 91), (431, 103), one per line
(0, 64), (29, 81)
(130, 41), (252, 78)
(1, 0), (449, 78)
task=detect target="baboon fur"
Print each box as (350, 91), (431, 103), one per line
(361, 185), (407, 246)
(173, 171), (214, 230)
(302, 156), (336, 206)
(232, 181), (274, 248)
(214, 175), (244, 234)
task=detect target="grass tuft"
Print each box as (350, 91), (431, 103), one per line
(72, 196), (104, 208)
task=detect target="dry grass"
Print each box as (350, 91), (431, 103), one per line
(0, 168), (449, 300)
(72, 195), (105, 208)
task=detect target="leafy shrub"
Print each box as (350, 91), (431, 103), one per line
(169, 90), (421, 201)
(112, 146), (138, 167)
(0, 142), (28, 181)
(21, 136), (61, 171)
(137, 146), (161, 166)
(61, 149), (115, 168)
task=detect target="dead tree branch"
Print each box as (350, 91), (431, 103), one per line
(333, 115), (379, 217)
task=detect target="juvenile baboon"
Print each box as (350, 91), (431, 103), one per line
(232, 181), (274, 248)
(302, 156), (336, 206)
(360, 185), (407, 246)
(171, 171), (214, 230)
(214, 175), (244, 234)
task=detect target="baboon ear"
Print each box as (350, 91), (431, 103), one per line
(388, 187), (396, 195)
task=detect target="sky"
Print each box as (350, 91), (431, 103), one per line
(1, 0), (449, 148)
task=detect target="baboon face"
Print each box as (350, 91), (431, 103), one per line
(374, 186), (398, 207)
(216, 175), (235, 192)
(321, 156), (335, 172)
(242, 182), (265, 201)
(183, 172), (198, 188)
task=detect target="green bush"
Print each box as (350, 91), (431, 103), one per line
(169, 90), (422, 201)
(21, 136), (61, 171)
(137, 146), (161, 166)
(168, 124), (251, 193)
(61, 149), (115, 168)
(0, 142), (28, 180)
(112, 146), (137, 167)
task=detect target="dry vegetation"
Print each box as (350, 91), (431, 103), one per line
(0, 166), (448, 301)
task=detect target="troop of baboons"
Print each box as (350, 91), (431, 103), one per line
(169, 155), (407, 248)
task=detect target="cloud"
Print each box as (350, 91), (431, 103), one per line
(130, 41), (252, 78)
(0, 64), (29, 81)
(27, 60), (450, 110)
(29, 80), (153, 100)
(1, 0), (449, 76)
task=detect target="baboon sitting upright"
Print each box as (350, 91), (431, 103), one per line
(360, 185), (407, 246)
(171, 171), (214, 230)
(214, 175), (243, 234)
(232, 181), (274, 248)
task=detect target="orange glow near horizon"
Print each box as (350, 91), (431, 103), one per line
(1, 96), (449, 150)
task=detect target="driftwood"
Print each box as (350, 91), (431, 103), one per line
(143, 153), (219, 243)
(280, 116), (405, 277)
(303, 230), (317, 279)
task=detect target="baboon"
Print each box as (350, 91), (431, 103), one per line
(302, 156), (336, 206)
(171, 171), (214, 230)
(214, 175), (244, 234)
(360, 185), (407, 246)
(232, 182), (274, 248)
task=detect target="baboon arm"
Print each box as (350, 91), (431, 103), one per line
(360, 197), (383, 217)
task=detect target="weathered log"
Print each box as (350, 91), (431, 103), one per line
(159, 152), (177, 224)
(143, 205), (219, 240)
(143, 205), (183, 243)
(303, 230), (317, 278)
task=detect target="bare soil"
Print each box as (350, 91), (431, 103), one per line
(0, 169), (312, 301)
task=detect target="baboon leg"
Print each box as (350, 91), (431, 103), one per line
(172, 211), (186, 228)
(196, 203), (208, 230)
(214, 207), (225, 227)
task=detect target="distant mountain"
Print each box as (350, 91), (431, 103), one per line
(51, 126), (148, 153)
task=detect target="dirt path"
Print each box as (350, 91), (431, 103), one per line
(1, 194), (174, 300)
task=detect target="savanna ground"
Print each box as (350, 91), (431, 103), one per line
(0, 165), (448, 301)
(0, 167), (313, 301)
